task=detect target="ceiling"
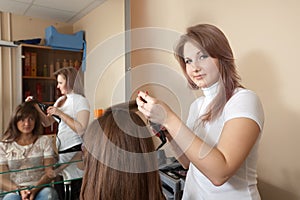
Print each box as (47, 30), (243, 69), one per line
(0, 0), (106, 24)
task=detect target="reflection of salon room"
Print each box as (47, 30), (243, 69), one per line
(1, 1), (300, 200)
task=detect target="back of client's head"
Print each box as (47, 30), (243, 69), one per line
(80, 101), (165, 200)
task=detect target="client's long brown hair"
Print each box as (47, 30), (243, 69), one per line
(1, 101), (42, 142)
(80, 101), (165, 200)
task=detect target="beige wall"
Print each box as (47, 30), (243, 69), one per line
(130, 0), (300, 199)
(73, 0), (125, 120)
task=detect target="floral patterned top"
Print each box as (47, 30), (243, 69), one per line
(0, 135), (55, 187)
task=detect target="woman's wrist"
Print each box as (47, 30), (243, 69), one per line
(164, 111), (180, 131)
(30, 186), (38, 192)
(59, 112), (66, 121)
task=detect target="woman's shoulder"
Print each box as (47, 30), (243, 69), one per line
(0, 140), (16, 148)
(72, 94), (90, 109)
(226, 88), (263, 110)
(69, 93), (84, 97)
(36, 135), (53, 144)
(231, 88), (261, 101)
(225, 88), (264, 127)
(69, 93), (87, 101)
(0, 140), (8, 150)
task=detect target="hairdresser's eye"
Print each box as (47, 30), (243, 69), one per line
(199, 54), (209, 60)
(184, 58), (192, 64)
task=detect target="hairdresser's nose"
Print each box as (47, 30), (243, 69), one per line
(190, 60), (202, 72)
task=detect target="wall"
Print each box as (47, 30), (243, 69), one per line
(130, 0), (300, 199)
(73, 0), (125, 120)
(11, 15), (74, 42)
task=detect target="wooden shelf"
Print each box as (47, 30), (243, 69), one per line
(21, 43), (83, 52)
(23, 76), (56, 80)
(19, 44), (83, 135)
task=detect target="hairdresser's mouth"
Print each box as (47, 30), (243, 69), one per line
(194, 74), (205, 80)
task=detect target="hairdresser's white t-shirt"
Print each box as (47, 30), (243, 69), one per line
(182, 86), (264, 200)
(55, 93), (90, 151)
(54, 93), (89, 180)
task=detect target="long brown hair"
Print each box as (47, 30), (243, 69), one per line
(174, 24), (244, 123)
(80, 101), (165, 200)
(54, 67), (85, 96)
(1, 101), (42, 142)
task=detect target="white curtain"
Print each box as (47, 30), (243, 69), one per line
(0, 12), (19, 133)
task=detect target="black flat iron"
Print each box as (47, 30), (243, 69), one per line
(149, 121), (167, 150)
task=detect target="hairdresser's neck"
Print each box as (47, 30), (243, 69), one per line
(201, 81), (219, 98)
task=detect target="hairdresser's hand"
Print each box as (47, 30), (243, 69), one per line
(136, 91), (174, 127)
(47, 106), (63, 117)
(25, 96), (34, 102)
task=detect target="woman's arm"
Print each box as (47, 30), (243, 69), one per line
(34, 104), (56, 127)
(164, 132), (190, 169)
(25, 97), (56, 127)
(52, 109), (89, 136)
(0, 164), (20, 192)
(28, 157), (56, 199)
(60, 110), (90, 136)
(0, 164), (32, 199)
(167, 115), (259, 186)
(137, 91), (260, 186)
(54, 151), (83, 174)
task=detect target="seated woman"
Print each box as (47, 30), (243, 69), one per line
(0, 101), (58, 200)
(80, 101), (166, 200)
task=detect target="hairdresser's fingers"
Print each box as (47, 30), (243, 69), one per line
(25, 96), (34, 102)
(136, 96), (151, 117)
(47, 106), (58, 116)
(136, 96), (145, 108)
(47, 106), (54, 115)
(138, 91), (156, 104)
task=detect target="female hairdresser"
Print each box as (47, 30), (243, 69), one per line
(27, 67), (90, 200)
(136, 24), (264, 200)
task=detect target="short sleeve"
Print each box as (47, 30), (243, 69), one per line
(0, 142), (8, 165)
(75, 96), (90, 113)
(224, 89), (264, 131)
(39, 136), (55, 158)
